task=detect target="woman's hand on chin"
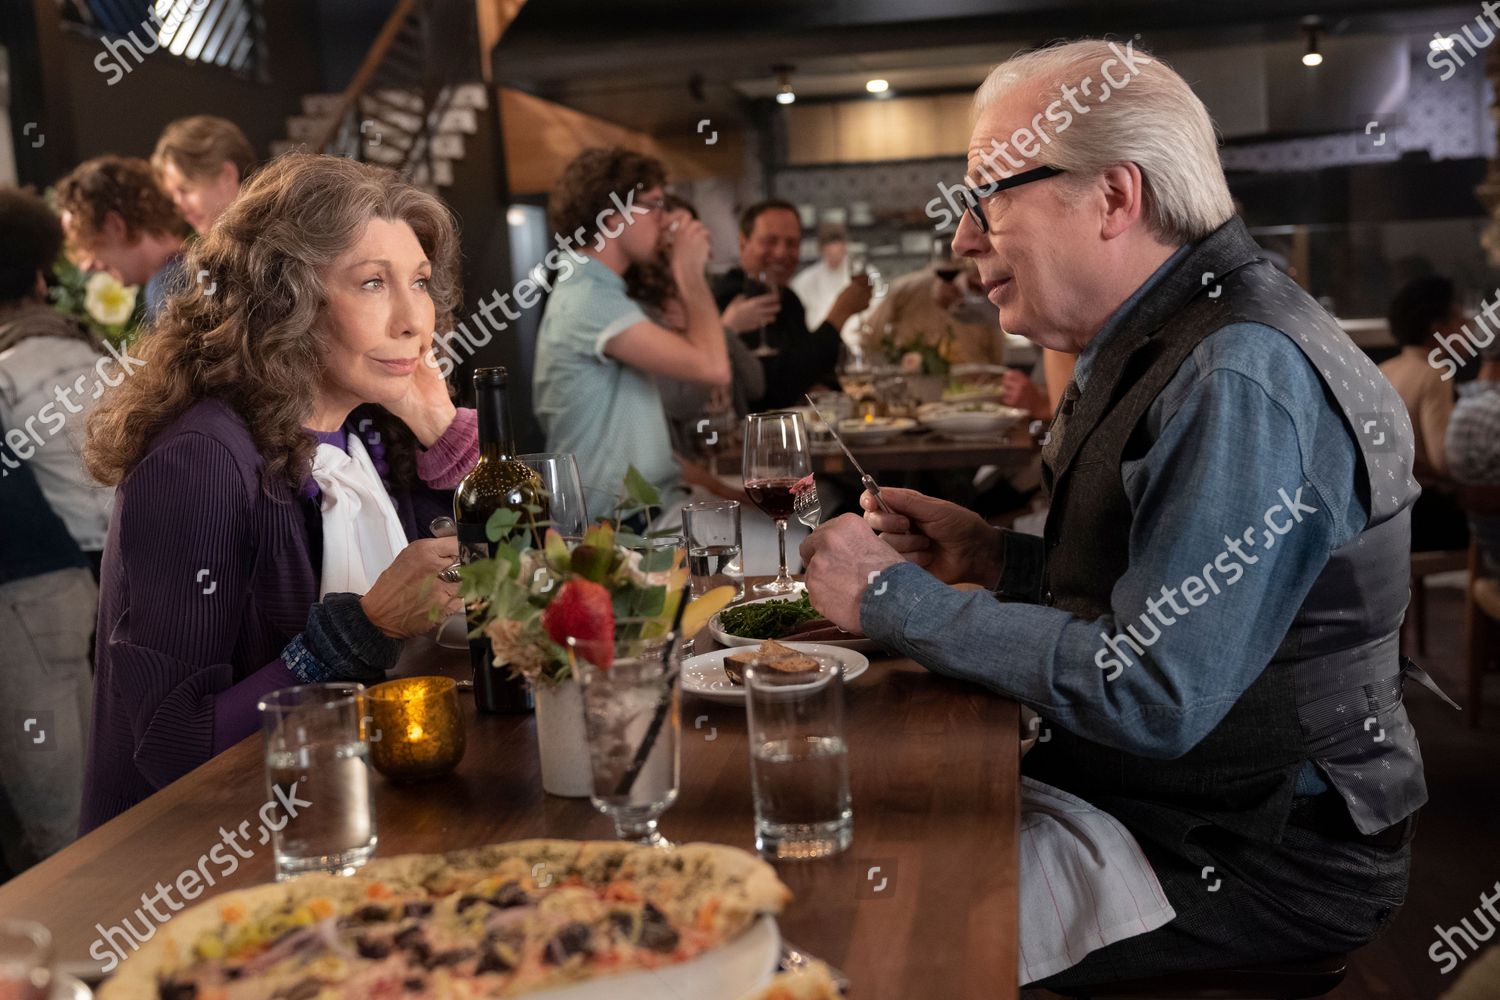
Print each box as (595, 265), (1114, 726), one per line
(388, 348), (457, 448)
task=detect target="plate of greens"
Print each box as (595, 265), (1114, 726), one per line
(708, 588), (881, 653)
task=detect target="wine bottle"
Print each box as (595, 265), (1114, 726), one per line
(455, 367), (543, 713)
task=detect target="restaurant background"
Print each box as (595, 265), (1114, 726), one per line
(2, 1), (1500, 998)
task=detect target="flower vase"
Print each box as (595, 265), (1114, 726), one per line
(533, 678), (593, 797)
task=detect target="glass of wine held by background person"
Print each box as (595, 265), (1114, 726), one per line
(745, 270), (780, 358)
(454, 367), (545, 714)
(743, 411), (811, 595)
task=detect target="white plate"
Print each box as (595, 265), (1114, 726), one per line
(918, 403), (1027, 436)
(534, 914), (779, 999)
(835, 417), (917, 446)
(708, 590), (880, 654)
(682, 644), (870, 704)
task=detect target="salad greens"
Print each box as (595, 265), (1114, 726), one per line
(716, 593), (821, 639)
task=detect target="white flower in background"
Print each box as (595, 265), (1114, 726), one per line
(83, 272), (138, 327)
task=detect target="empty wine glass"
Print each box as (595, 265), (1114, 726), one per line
(518, 453), (588, 540)
(743, 411), (812, 595)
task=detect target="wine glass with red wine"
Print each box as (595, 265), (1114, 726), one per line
(743, 411), (812, 595)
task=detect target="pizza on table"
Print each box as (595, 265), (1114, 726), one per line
(99, 840), (840, 999)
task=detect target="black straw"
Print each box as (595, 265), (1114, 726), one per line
(613, 583), (690, 797)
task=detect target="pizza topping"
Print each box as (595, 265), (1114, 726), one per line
(402, 977), (425, 992)
(354, 934), (392, 960)
(474, 944), (515, 975)
(274, 977), (323, 1000)
(543, 922), (593, 965)
(157, 979), (196, 1000)
(639, 903), (680, 953)
(401, 901), (434, 919)
(422, 947), (476, 969)
(349, 903), (393, 924)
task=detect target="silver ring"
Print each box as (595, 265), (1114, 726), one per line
(439, 562), (463, 584)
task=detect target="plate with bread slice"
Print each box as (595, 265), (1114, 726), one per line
(681, 640), (870, 704)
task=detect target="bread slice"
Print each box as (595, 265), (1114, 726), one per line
(724, 640), (820, 685)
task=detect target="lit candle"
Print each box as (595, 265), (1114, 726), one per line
(368, 676), (466, 781)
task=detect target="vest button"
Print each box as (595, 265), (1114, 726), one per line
(1043, 590), (1054, 605)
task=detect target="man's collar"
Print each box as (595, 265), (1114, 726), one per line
(574, 254), (627, 287)
(1073, 243), (1193, 391)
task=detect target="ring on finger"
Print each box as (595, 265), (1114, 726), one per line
(439, 562), (463, 584)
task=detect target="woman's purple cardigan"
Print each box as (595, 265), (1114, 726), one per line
(80, 398), (477, 832)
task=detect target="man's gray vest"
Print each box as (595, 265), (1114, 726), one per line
(1021, 217), (1431, 854)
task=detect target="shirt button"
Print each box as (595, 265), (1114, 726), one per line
(1043, 590), (1054, 606)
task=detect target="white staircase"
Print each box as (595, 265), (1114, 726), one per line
(269, 82), (488, 192)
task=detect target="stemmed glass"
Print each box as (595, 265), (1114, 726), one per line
(574, 630), (682, 847)
(518, 452), (588, 540)
(743, 411), (812, 595)
(747, 270), (780, 357)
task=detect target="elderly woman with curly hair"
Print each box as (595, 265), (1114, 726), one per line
(80, 154), (476, 831)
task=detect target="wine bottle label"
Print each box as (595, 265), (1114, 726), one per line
(457, 521), (491, 565)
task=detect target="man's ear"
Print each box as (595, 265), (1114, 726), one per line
(220, 160), (241, 189)
(1098, 162), (1147, 242)
(103, 210), (130, 244)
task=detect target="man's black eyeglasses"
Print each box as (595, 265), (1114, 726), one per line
(961, 165), (1066, 234)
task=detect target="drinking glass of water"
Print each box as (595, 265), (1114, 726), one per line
(745, 658), (853, 860)
(681, 499), (745, 603)
(575, 632), (681, 847)
(258, 682), (377, 880)
(0, 919), (51, 1000)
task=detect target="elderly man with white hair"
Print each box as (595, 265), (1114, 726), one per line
(802, 39), (1440, 987)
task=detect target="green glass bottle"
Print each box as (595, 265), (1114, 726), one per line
(454, 367), (544, 713)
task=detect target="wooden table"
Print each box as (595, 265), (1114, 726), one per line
(0, 624), (1020, 998)
(811, 425), (1036, 475)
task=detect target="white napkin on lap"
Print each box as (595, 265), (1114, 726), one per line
(311, 434), (408, 597)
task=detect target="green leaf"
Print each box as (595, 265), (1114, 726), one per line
(622, 465), (661, 510)
(544, 529), (572, 573)
(638, 545), (677, 574)
(485, 507), (523, 543)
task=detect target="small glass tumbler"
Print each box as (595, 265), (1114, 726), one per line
(745, 659), (853, 860)
(258, 682), (377, 880)
(575, 633), (681, 847)
(681, 500), (745, 603)
(367, 676), (466, 782)
(0, 919), (51, 1000)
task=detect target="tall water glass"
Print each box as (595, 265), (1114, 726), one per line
(575, 633), (681, 846)
(745, 659), (853, 859)
(518, 452), (588, 539)
(681, 500), (745, 603)
(0, 920), (50, 1000)
(258, 682), (377, 880)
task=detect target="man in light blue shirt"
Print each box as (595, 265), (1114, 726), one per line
(532, 148), (729, 503)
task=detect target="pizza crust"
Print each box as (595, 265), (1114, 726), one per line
(99, 874), (358, 1000)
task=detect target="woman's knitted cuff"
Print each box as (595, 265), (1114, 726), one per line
(282, 592), (399, 684)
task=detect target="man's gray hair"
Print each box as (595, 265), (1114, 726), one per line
(973, 39), (1234, 245)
